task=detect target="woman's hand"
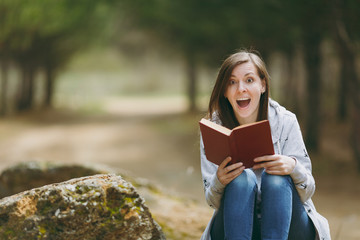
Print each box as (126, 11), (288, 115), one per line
(217, 157), (245, 186)
(252, 154), (296, 175)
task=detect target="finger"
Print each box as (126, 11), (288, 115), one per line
(253, 159), (279, 170)
(252, 163), (261, 170)
(265, 169), (286, 175)
(219, 157), (232, 169)
(226, 165), (245, 178)
(252, 162), (266, 169)
(220, 165), (244, 183)
(254, 154), (277, 162)
(224, 162), (243, 173)
(267, 164), (293, 175)
(225, 166), (245, 182)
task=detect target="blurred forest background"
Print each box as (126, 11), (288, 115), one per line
(1, 0), (360, 239)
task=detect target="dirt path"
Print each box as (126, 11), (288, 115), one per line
(0, 98), (359, 239)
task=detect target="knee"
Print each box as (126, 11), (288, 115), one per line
(261, 172), (292, 192)
(227, 169), (257, 191)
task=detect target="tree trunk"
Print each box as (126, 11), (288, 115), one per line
(332, 0), (360, 170)
(0, 60), (9, 116)
(44, 63), (55, 108)
(304, 37), (322, 152)
(27, 67), (35, 109)
(186, 51), (197, 112)
(337, 60), (348, 121)
(353, 98), (360, 172)
(334, 27), (360, 170)
(283, 51), (301, 116)
(16, 63), (29, 111)
(16, 63), (35, 111)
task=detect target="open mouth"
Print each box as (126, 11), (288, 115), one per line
(236, 98), (251, 108)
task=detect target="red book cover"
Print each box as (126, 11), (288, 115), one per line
(199, 118), (274, 168)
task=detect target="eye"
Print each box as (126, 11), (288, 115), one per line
(246, 78), (254, 83)
(229, 79), (237, 85)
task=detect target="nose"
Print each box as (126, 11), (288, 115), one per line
(237, 81), (246, 92)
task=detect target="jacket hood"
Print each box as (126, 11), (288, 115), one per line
(268, 99), (285, 144)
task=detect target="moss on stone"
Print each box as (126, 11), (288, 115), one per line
(0, 174), (166, 239)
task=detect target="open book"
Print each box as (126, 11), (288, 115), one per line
(199, 118), (274, 168)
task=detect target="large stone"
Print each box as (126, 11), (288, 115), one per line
(0, 162), (103, 199)
(0, 174), (166, 240)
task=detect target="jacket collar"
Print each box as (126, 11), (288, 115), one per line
(268, 99), (283, 144)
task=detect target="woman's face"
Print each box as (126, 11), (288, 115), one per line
(224, 61), (266, 125)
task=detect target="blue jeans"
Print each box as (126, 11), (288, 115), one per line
(210, 170), (315, 240)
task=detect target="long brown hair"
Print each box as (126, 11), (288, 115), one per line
(207, 50), (270, 129)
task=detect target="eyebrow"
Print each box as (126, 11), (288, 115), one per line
(230, 72), (255, 78)
(244, 72), (255, 76)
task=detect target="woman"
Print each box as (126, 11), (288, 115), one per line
(200, 50), (330, 240)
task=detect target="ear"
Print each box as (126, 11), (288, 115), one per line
(261, 79), (266, 93)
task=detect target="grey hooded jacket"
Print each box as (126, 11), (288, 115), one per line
(200, 99), (331, 240)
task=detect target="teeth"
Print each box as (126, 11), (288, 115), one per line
(237, 98), (250, 101)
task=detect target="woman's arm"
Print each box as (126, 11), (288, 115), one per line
(284, 117), (315, 203)
(200, 136), (225, 209)
(200, 136), (244, 209)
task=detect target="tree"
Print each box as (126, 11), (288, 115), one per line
(332, 0), (360, 169)
(286, 0), (329, 151)
(118, 0), (300, 112)
(0, 0), (112, 113)
(0, 58), (8, 116)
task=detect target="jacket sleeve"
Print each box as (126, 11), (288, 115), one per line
(282, 115), (315, 203)
(200, 135), (225, 209)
